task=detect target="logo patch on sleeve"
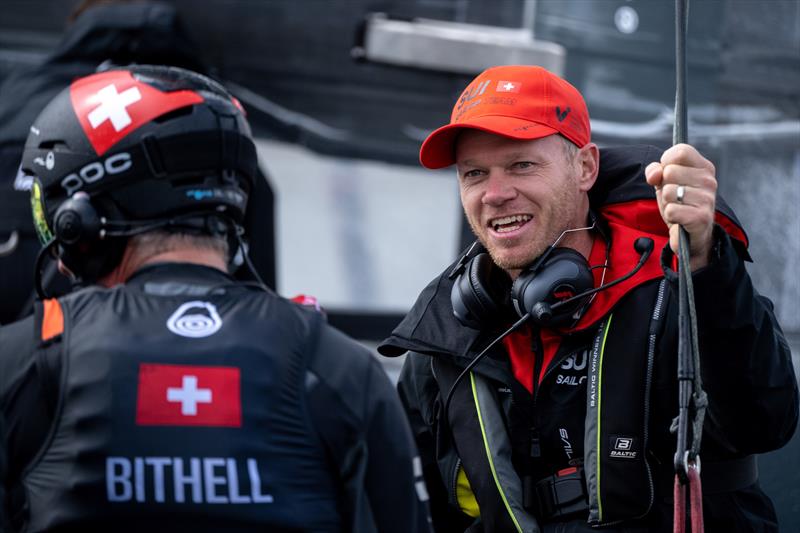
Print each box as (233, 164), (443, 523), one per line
(609, 435), (638, 459)
(136, 363), (241, 427)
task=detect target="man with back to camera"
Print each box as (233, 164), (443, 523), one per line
(0, 65), (431, 532)
(378, 65), (798, 532)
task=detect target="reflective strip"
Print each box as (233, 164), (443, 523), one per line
(584, 315), (613, 523)
(596, 315), (612, 521)
(42, 298), (64, 341)
(470, 372), (539, 533)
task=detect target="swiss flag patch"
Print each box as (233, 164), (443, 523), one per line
(70, 70), (203, 156)
(135, 363), (241, 427)
(496, 80), (521, 93)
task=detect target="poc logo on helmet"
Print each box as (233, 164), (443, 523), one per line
(167, 301), (223, 338)
(60, 152), (132, 196)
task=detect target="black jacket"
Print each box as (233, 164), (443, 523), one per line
(379, 146), (798, 532)
(0, 263), (431, 532)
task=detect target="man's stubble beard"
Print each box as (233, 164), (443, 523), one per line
(466, 173), (582, 273)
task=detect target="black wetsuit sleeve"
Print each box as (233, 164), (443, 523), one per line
(306, 324), (432, 533)
(362, 355), (432, 533)
(0, 316), (55, 526)
(661, 226), (799, 453)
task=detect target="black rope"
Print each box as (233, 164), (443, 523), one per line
(673, 0), (689, 147)
(671, 0), (707, 483)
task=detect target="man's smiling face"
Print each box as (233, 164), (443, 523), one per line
(455, 131), (595, 278)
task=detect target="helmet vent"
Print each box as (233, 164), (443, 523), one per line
(37, 140), (68, 150)
(152, 106), (194, 124)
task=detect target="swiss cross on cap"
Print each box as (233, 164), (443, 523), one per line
(70, 70), (204, 156)
(496, 80), (521, 93)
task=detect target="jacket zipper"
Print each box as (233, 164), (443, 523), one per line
(597, 280), (667, 527)
(451, 457), (462, 507)
(529, 329), (543, 461)
(639, 279), (667, 516)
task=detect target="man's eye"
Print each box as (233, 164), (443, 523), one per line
(462, 169), (483, 179)
(512, 161), (534, 170)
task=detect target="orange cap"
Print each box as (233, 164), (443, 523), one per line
(419, 65), (591, 169)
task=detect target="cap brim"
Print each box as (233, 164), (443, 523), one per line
(419, 116), (561, 169)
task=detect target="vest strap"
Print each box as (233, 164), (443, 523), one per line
(33, 299), (65, 417)
(40, 298), (64, 341)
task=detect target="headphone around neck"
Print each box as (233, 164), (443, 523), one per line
(450, 242), (595, 331)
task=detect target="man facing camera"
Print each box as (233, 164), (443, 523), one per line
(379, 65), (797, 532)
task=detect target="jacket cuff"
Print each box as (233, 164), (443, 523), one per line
(661, 225), (741, 321)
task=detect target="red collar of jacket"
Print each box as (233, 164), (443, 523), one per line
(503, 198), (748, 393)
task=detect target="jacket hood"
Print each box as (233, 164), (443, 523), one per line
(378, 144), (749, 358)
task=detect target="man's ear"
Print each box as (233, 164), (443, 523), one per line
(577, 143), (599, 192)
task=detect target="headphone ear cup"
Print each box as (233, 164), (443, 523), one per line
(53, 194), (101, 246)
(451, 253), (511, 330)
(511, 248), (594, 326)
(52, 194), (123, 282)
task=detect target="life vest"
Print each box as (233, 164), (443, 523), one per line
(24, 283), (341, 532)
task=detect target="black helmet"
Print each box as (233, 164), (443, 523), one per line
(21, 65), (258, 281)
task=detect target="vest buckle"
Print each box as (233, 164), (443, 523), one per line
(526, 466), (590, 521)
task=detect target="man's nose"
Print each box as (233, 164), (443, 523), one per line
(482, 171), (516, 206)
